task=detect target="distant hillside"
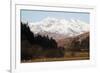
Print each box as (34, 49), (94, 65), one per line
(56, 32), (89, 52)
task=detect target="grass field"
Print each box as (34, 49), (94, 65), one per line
(22, 51), (89, 63)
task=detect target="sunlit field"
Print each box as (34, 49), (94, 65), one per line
(21, 51), (89, 63)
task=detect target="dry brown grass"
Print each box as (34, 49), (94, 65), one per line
(21, 51), (89, 63)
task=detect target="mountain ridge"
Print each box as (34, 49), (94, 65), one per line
(28, 17), (89, 39)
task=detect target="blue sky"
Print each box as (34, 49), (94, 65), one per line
(21, 10), (90, 24)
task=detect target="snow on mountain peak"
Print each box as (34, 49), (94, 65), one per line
(29, 17), (89, 37)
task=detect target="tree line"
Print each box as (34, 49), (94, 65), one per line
(21, 22), (57, 49)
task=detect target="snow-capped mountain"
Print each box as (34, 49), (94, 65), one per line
(29, 17), (89, 39)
